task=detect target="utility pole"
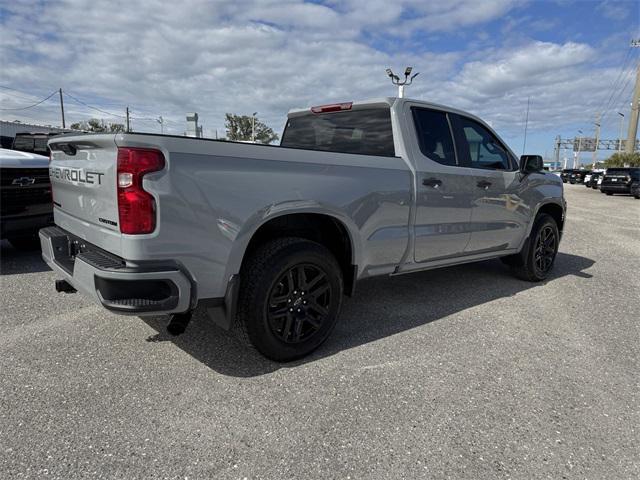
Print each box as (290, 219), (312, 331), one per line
(592, 113), (601, 166)
(554, 135), (561, 167)
(617, 112), (625, 152)
(575, 130), (583, 168)
(157, 116), (164, 134)
(624, 38), (640, 153)
(251, 112), (257, 142)
(125, 106), (130, 132)
(59, 88), (66, 128)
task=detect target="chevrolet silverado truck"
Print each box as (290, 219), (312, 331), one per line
(41, 98), (565, 361)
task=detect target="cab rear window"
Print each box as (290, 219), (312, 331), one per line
(280, 108), (395, 157)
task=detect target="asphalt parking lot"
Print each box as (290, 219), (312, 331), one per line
(1, 185), (639, 479)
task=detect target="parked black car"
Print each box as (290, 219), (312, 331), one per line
(0, 148), (53, 249)
(569, 170), (591, 184)
(560, 169), (577, 183)
(587, 172), (602, 189)
(600, 167), (640, 196)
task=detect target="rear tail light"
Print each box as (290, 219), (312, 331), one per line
(311, 102), (353, 114)
(117, 147), (165, 234)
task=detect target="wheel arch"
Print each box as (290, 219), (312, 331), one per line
(225, 208), (361, 297)
(536, 202), (565, 235)
(517, 199), (565, 253)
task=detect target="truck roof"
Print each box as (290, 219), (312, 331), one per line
(287, 97), (491, 127)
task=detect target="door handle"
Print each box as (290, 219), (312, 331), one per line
(423, 178), (442, 188)
(477, 180), (492, 189)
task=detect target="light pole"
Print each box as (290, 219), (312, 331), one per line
(157, 116), (164, 134)
(386, 67), (419, 98)
(618, 112), (625, 152)
(251, 112), (257, 142)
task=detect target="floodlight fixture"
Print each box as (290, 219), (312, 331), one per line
(385, 66), (419, 98)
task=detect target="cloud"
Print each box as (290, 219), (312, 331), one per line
(596, 0), (631, 21)
(0, 0), (630, 149)
(402, 0), (528, 33)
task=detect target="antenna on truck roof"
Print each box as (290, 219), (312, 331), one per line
(386, 67), (419, 98)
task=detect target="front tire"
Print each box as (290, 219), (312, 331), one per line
(508, 214), (559, 282)
(235, 238), (343, 362)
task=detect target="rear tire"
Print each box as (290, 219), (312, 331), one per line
(7, 234), (41, 251)
(235, 237), (343, 362)
(509, 214), (559, 282)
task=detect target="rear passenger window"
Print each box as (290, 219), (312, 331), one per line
(412, 108), (457, 166)
(458, 117), (510, 170)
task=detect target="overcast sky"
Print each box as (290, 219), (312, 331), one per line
(1, 0), (638, 162)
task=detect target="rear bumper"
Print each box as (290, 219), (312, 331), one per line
(39, 226), (193, 315)
(601, 184), (631, 193)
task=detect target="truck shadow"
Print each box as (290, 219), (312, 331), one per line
(140, 252), (595, 377)
(0, 240), (51, 275)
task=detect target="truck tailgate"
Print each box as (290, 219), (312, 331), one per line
(48, 134), (122, 253)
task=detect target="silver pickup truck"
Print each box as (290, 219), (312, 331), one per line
(41, 97), (565, 361)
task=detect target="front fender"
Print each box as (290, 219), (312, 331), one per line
(520, 197), (565, 247)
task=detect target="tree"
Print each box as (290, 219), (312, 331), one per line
(70, 118), (125, 133)
(224, 113), (279, 144)
(603, 152), (640, 168)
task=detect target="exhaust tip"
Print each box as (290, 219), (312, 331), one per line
(55, 279), (77, 294)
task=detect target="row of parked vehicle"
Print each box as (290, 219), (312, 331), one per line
(559, 168), (640, 199)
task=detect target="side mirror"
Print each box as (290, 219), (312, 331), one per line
(520, 155), (543, 174)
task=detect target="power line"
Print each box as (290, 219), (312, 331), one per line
(0, 90), (57, 111)
(600, 47), (639, 122)
(597, 46), (634, 116)
(63, 91), (181, 128)
(604, 64), (636, 123)
(0, 85), (43, 102)
(1, 84), (182, 130)
(62, 90), (127, 118)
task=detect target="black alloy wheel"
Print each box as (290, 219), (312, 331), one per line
(267, 264), (332, 344)
(533, 225), (557, 275)
(508, 213), (559, 282)
(235, 237), (343, 361)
